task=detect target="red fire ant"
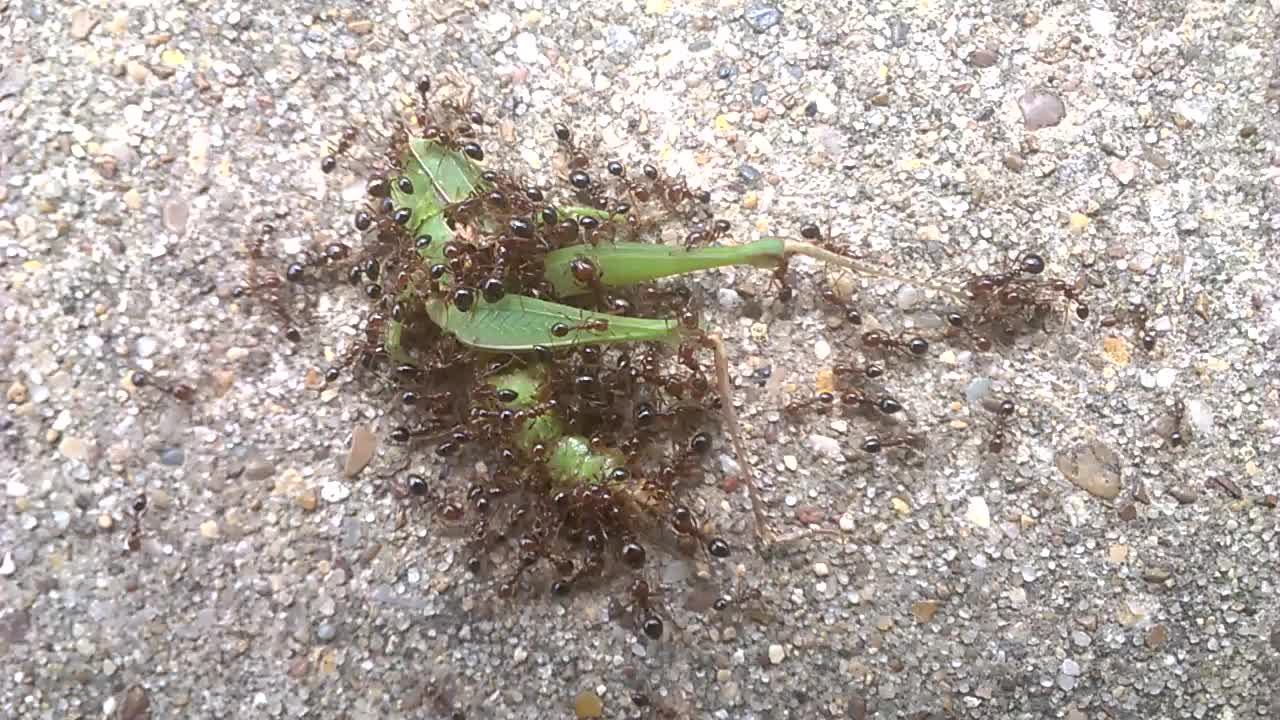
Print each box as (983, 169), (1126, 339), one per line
(861, 329), (930, 358)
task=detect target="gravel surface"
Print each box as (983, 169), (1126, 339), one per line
(2, 1), (1278, 718)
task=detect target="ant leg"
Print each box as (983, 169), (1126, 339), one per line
(700, 332), (771, 546)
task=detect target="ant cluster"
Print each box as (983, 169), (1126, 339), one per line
(230, 71), (1184, 674)
(248, 75), (750, 643)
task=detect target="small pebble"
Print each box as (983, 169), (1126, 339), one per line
(968, 49), (998, 67)
(767, 643), (785, 664)
(717, 288), (741, 309)
(7, 381), (29, 403)
(135, 336), (158, 358)
(1187, 400), (1214, 436)
(1019, 89), (1066, 131)
(0, 552), (15, 576)
(69, 8), (99, 39)
(343, 425), (377, 477)
(966, 496), (991, 528)
(119, 686), (149, 720)
(813, 339), (831, 360)
(813, 562), (829, 577)
(514, 31), (540, 64)
(744, 4), (782, 33)
(159, 447), (185, 466)
(896, 287), (920, 311)
(1061, 659), (1081, 677)
(199, 520), (220, 538)
(1056, 442), (1122, 500)
(574, 689), (603, 719)
(1155, 368), (1177, 389)
(783, 455), (798, 471)
(839, 514), (855, 531)
(964, 377), (992, 404)
(911, 600), (939, 623)
(1109, 159), (1137, 185)
(808, 434), (842, 459)
(321, 481), (351, 503)
(296, 488), (318, 512)
(315, 623), (337, 642)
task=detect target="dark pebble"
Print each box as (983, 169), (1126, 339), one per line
(889, 18), (909, 47)
(717, 62), (737, 80)
(159, 448), (185, 466)
(744, 4), (782, 33)
(738, 164), (762, 185)
(119, 686), (150, 720)
(969, 49), (999, 68)
(751, 81), (768, 105)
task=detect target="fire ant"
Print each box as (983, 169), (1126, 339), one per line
(124, 493), (147, 553)
(1161, 398), (1188, 449)
(640, 162), (707, 213)
(550, 318), (610, 338)
(1101, 301), (1159, 351)
(983, 397), (1017, 454)
(861, 329), (930, 358)
(683, 219), (733, 248)
(860, 432), (926, 455)
(130, 370), (195, 403)
(667, 504), (731, 560)
(320, 127), (359, 174)
(622, 577), (669, 640)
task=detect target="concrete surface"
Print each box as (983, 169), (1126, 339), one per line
(1, 0), (1277, 718)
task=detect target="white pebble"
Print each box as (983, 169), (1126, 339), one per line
(1139, 372), (1157, 389)
(966, 496), (991, 529)
(320, 481), (351, 503)
(513, 647), (528, 664)
(830, 419), (848, 435)
(514, 31), (540, 64)
(813, 562), (830, 577)
(783, 455), (798, 471)
(1061, 658), (1081, 676)
(1155, 368), (1177, 389)
(965, 377), (992, 404)
(768, 644), (785, 665)
(808, 434), (843, 459)
(1187, 399), (1214, 436)
(6, 480), (28, 497)
(122, 104), (144, 125)
(718, 288), (741, 309)
(0, 552), (14, 576)
(784, 494), (797, 507)
(719, 453), (741, 475)
(896, 287), (920, 311)
(839, 514), (855, 531)
(135, 336), (158, 358)
(814, 339), (832, 360)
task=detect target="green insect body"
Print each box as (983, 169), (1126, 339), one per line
(389, 140), (664, 488)
(542, 237), (787, 297)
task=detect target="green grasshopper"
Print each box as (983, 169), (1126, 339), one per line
(381, 135), (974, 544)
